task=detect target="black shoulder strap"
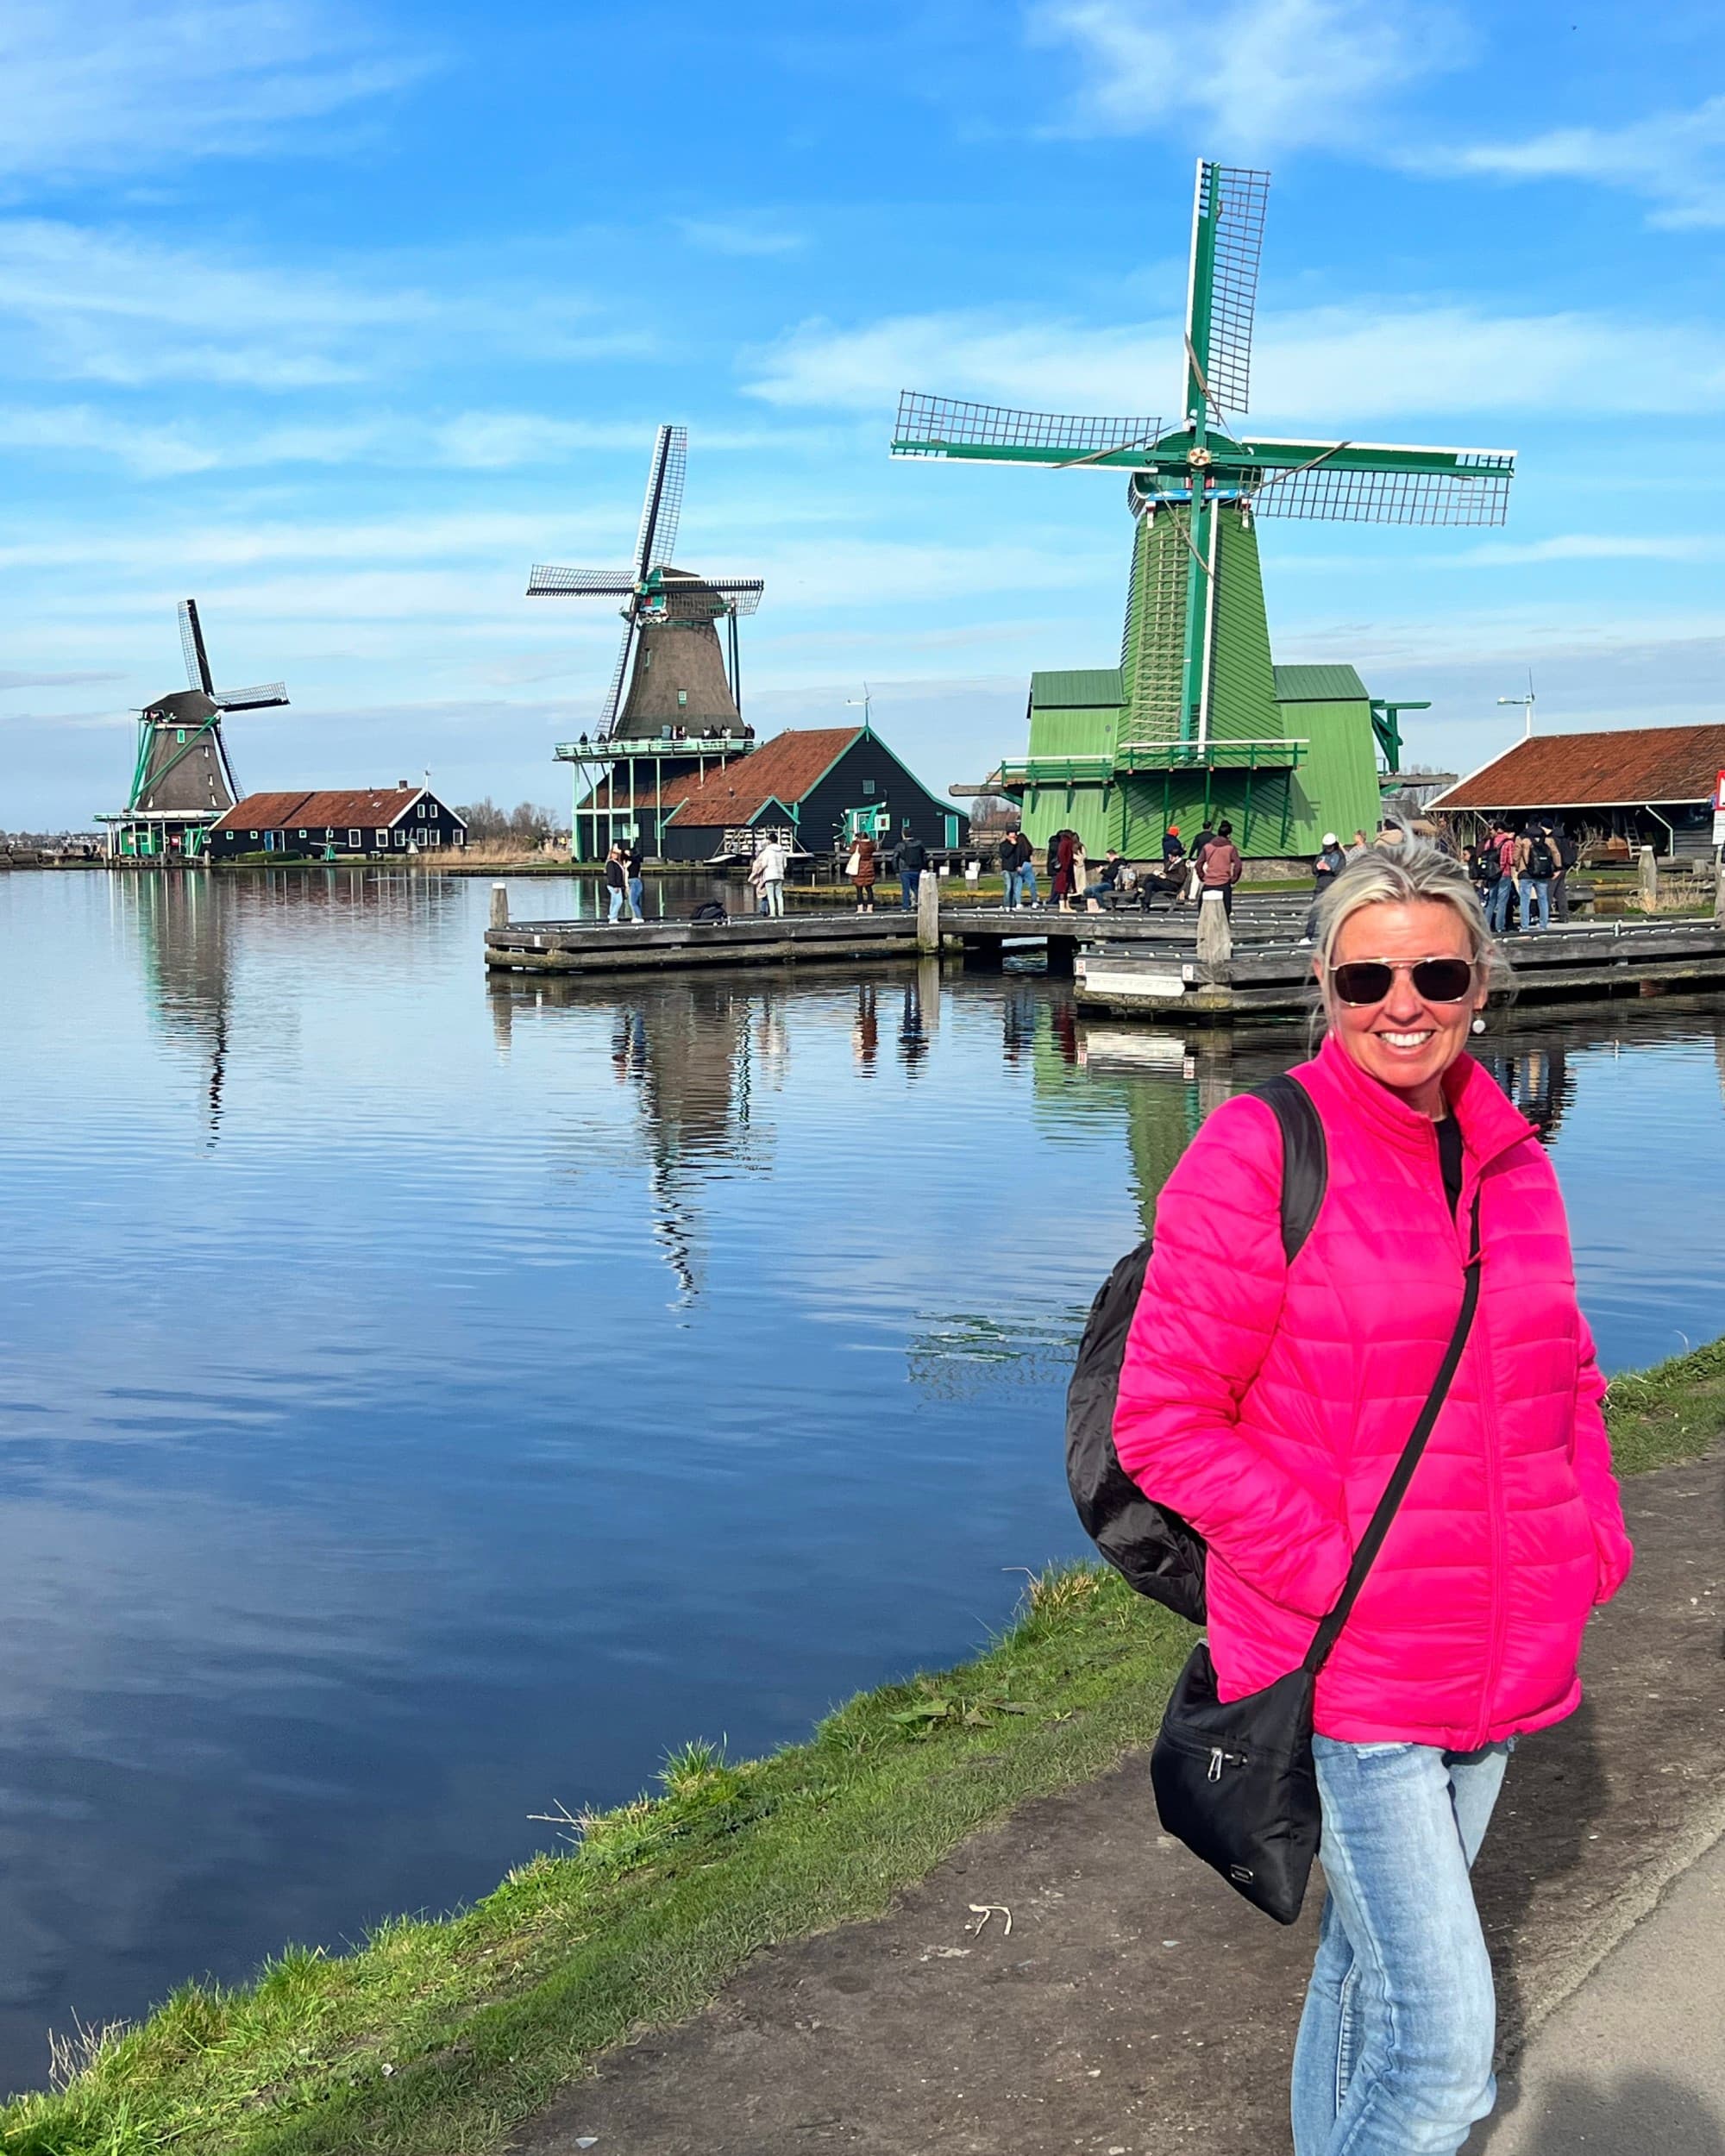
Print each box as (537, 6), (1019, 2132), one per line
(1303, 1191), (1484, 1677)
(1257, 1074), (1327, 1264)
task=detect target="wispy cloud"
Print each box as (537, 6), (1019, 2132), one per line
(1433, 97), (1725, 229)
(0, 669), (126, 691)
(0, 220), (643, 392)
(747, 301), (1725, 423)
(0, 1), (430, 185)
(1026, 0), (1466, 152)
(676, 217), (806, 258)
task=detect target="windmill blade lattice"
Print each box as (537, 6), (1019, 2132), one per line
(894, 392), (1162, 461)
(600, 622), (636, 731)
(656, 573), (765, 619)
(634, 424), (687, 576)
(211, 682), (290, 711)
(179, 599), (215, 696)
(1198, 164), (1270, 417)
(1248, 454), (1514, 526)
(527, 567), (640, 596)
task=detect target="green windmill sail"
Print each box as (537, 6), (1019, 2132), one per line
(891, 160), (1515, 856)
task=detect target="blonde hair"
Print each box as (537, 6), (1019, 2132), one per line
(1311, 835), (1508, 1029)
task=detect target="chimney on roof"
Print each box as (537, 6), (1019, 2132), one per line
(397, 779), (409, 789)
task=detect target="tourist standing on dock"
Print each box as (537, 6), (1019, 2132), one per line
(1346, 827), (1369, 860)
(1302, 832), (1347, 943)
(602, 843), (627, 924)
(750, 836), (788, 918)
(897, 825), (928, 912)
(1052, 830), (1077, 911)
(1520, 823), (1556, 934)
(1113, 837), (1632, 2156)
(624, 839), (645, 924)
(1198, 818), (1243, 918)
(1487, 824), (1519, 936)
(1000, 827), (1031, 910)
(850, 830), (877, 912)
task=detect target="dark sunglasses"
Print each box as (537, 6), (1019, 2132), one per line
(1329, 956), (1476, 1006)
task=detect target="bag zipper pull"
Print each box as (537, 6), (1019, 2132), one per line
(1208, 1746), (1225, 1782)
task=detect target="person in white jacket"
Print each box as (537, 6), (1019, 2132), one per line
(750, 837), (788, 917)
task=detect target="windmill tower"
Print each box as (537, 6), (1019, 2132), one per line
(100, 600), (289, 860)
(892, 160), (1515, 858)
(530, 426), (766, 857)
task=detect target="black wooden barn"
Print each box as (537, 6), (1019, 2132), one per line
(208, 785), (468, 860)
(656, 724), (965, 863)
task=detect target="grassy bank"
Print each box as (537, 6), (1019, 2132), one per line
(5, 1345), (1721, 2156)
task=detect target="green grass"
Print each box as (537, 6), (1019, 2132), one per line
(5, 1343), (1719, 2156)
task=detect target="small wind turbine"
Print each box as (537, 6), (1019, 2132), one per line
(1497, 672), (1536, 738)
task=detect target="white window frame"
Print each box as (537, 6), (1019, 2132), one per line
(348, 829), (362, 848)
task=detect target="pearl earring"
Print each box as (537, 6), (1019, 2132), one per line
(1471, 1016), (1486, 1034)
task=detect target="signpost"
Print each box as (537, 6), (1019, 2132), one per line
(1713, 768), (1725, 849)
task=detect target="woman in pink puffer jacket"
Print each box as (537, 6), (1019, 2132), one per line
(1114, 837), (1632, 2156)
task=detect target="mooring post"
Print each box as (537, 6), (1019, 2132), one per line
(1638, 845), (1659, 912)
(490, 883), (509, 930)
(1196, 887), (1233, 973)
(916, 868), (940, 954)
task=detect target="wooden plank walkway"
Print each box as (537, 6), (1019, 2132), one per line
(1077, 916), (1725, 1021)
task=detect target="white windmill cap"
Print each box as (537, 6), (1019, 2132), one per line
(1322, 831), (1339, 846)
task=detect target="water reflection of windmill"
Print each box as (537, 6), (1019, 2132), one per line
(531, 426), (766, 857)
(607, 982), (769, 1303)
(122, 871), (235, 1144)
(99, 600), (289, 860)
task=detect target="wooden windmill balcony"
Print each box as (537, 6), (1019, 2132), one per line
(996, 736), (1308, 788)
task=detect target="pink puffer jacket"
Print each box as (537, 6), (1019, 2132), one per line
(1113, 1032), (1634, 1749)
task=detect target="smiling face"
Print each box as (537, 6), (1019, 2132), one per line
(1322, 898), (1487, 1115)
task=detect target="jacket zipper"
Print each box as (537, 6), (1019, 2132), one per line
(1463, 1168), (1508, 1749)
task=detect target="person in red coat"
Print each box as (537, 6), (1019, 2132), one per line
(1113, 836), (1631, 2156)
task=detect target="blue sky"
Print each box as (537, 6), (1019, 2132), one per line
(4, 0), (1725, 827)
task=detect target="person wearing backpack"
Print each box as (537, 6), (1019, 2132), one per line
(1521, 822), (1556, 932)
(1109, 837), (1632, 2156)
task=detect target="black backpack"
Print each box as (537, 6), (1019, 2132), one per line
(1064, 1075), (1327, 1622)
(1526, 834), (1556, 879)
(689, 899), (728, 923)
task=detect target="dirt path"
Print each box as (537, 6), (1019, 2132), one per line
(515, 1456), (1725, 2156)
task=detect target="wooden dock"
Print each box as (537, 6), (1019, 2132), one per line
(482, 885), (1725, 1026)
(1076, 916), (1725, 1022)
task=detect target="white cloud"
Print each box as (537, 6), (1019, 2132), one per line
(676, 218), (806, 258)
(0, 669), (125, 691)
(1437, 97), (1725, 229)
(0, 221), (638, 392)
(747, 302), (1725, 423)
(1026, 0), (1465, 152)
(0, 1), (427, 185)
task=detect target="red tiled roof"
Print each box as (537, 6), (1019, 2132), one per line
(1434, 725), (1725, 812)
(662, 728), (860, 826)
(212, 786), (459, 831)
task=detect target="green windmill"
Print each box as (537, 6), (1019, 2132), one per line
(892, 160), (1515, 858)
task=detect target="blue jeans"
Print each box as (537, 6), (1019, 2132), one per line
(1004, 867), (1022, 909)
(1292, 1738), (1510, 2155)
(900, 869), (919, 910)
(1487, 879), (1513, 935)
(606, 886), (624, 923)
(1019, 864), (1038, 904)
(628, 875), (644, 920)
(1521, 877), (1550, 931)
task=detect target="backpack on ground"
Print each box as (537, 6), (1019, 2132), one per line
(689, 899), (728, 923)
(1063, 1075), (1327, 1622)
(1526, 834), (1556, 879)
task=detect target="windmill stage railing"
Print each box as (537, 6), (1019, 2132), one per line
(998, 737), (1309, 787)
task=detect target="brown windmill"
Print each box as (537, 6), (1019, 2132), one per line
(530, 426), (765, 856)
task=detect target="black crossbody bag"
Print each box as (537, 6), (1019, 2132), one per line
(1151, 1191), (1483, 1926)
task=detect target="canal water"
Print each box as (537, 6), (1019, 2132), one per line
(0, 867), (1722, 2092)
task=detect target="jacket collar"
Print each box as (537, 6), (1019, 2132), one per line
(1310, 1031), (1536, 1170)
